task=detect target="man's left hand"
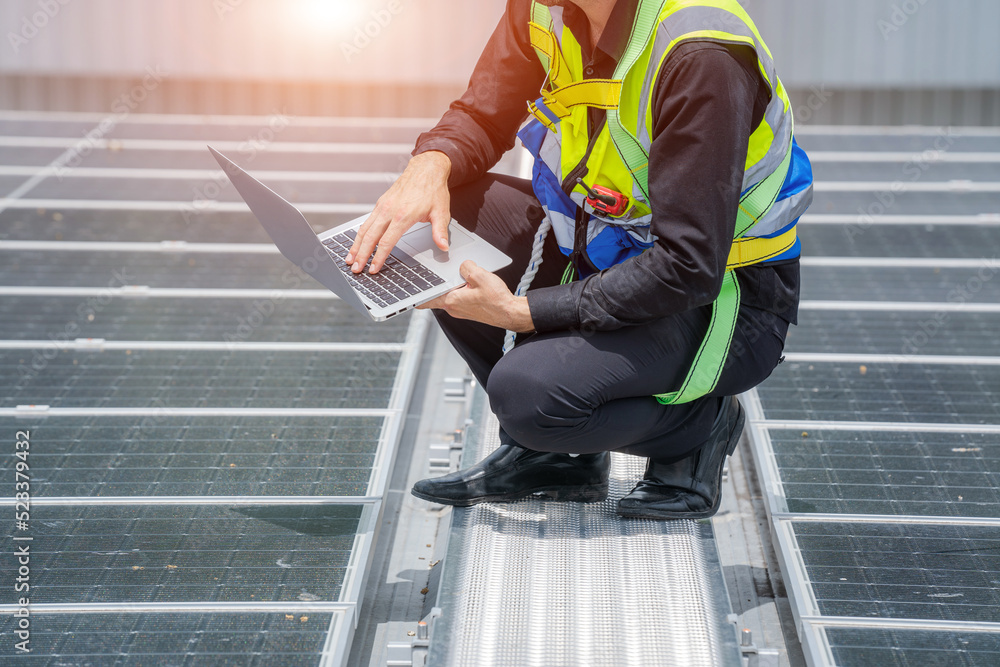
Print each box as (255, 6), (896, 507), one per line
(417, 260), (534, 333)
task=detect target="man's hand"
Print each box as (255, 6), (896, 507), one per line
(418, 260), (534, 333)
(346, 150), (452, 274)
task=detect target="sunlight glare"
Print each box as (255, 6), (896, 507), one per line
(296, 0), (366, 33)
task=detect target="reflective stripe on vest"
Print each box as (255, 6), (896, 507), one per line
(521, 0), (814, 405)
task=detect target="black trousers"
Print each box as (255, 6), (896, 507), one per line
(435, 174), (788, 463)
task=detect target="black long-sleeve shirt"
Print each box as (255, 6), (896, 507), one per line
(414, 0), (799, 332)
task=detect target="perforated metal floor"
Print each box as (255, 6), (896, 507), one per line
(427, 392), (742, 667)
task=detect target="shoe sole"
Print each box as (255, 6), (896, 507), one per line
(411, 483), (609, 508)
(616, 399), (746, 521)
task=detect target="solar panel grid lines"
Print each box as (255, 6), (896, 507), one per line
(799, 619), (1000, 667)
(738, 127), (1000, 667)
(10, 239), (1000, 270)
(783, 352), (1000, 366)
(799, 301), (1000, 313)
(0, 610), (349, 667)
(0, 112), (434, 666)
(800, 214), (1000, 225)
(0, 340), (407, 352)
(0, 240), (283, 253)
(0, 414), (391, 502)
(0, 199), (376, 214)
(0, 135), (416, 153)
(815, 182), (1000, 193)
(0, 109), (438, 127)
(808, 151), (1000, 164)
(789, 310), (1000, 357)
(0, 287), (339, 299)
(0, 200), (378, 215)
(4, 112), (998, 665)
(743, 122), (1000, 666)
(0, 165), (406, 182)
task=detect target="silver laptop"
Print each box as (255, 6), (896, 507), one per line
(209, 147), (512, 321)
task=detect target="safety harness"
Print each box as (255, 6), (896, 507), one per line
(507, 0), (811, 406)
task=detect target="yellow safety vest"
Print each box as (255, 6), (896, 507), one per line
(520, 0), (813, 404)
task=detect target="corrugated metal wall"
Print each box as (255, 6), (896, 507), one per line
(0, 0), (506, 83)
(749, 0), (1000, 88)
(1, 0), (998, 123)
(748, 0), (1000, 125)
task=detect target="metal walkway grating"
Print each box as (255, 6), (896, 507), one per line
(427, 392), (742, 667)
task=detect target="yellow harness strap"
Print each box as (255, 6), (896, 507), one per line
(726, 226), (798, 270)
(527, 23), (623, 126)
(527, 79), (624, 128)
(528, 23), (571, 89)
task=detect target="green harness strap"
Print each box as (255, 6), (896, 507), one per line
(605, 0), (662, 202)
(653, 148), (792, 405)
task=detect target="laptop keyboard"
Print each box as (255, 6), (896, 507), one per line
(322, 230), (446, 309)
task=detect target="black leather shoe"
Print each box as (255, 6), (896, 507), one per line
(411, 445), (610, 507)
(616, 396), (745, 520)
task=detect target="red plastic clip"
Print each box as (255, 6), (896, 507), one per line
(576, 178), (629, 217)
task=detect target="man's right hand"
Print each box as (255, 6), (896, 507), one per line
(346, 150), (453, 274)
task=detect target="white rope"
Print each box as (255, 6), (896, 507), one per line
(502, 216), (553, 354)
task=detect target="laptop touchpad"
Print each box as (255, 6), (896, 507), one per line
(400, 223), (474, 261)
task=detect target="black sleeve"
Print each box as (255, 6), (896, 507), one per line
(527, 42), (763, 332)
(412, 0), (546, 188)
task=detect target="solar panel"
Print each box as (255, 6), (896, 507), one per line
(789, 311), (999, 356)
(790, 521), (1000, 622)
(0, 112), (426, 665)
(3, 117), (425, 144)
(810, 191), (998, 216)
(0, 296), (410, 343)
(2, 250), (328, 289)
(798, 224), (1000, 259)
(104, 122), (425, 144)
(0, 612), (340, 667)
(823, 627), (1000, 667)
(26, 177), (392, 205)
(4, 112), (998, 664)
(0, 209), (351, 243)
(757, 362), (1000, 424)
(801, 266), (1000, 303)
(0, 504), (365, 605)
(0, 416), (385, 498)
(742, 127), (1000, 666)
(0, 147), (410, 173)
(2, 349), (400, 409)
(769, 429), (1000, 517)
(813, 163), (1000, 183)
(793, 131), (1000, 153)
